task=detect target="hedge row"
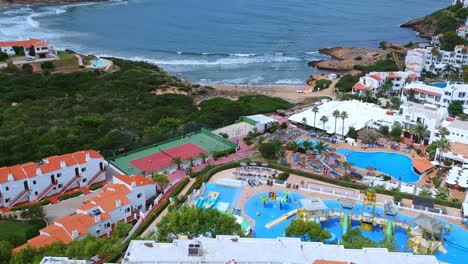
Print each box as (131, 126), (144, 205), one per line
(57, 191), (83, 201)
(212, 148), (236, 158)
(11, 199), (51, 211)
(89, 184), (104, 191)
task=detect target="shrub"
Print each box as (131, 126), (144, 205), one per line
(212, 148), (235, 158)
(314, 79), (332, 90)
(41, 61), (55, 70)
(2, 62), (18, 73)
(11, 199), (50, 211)
(89, 184), (104, 191)
(0, 51), (8, 61)
(277, 172), (290, 181)
(21, 63), (33, 74)
(382, 175), (391, 181)
(57, 191), (83, 201)
(393, 192), (403, 203)
(336, 74), (360, 93)
(443, 159), (453, 167)
(354, 56), (362, 60)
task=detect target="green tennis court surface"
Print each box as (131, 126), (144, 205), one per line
(111, 131), (234, 175)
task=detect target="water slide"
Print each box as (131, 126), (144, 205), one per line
(342, 213), (349, 235)
(386, 220), (393, 237)
(265, 209), (298, 229)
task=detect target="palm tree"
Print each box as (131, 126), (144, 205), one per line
(342, 162), (352, 176)
(436, 137), (451, 165)
(276, 195), (287, 210)
(363, 89), (373, 101)
(411, 123), (428, 144)
(314, 141), (329, 155)
(260, 196), (269, 208)
(172, 156), (183, 170)
(418, 188), (433, 198)
(302, 140), (312, 151)
(199, 152), (208, 164)
(382, 79), (393, 95)
(340, 111), (348, 139)
(188, 156), (194, 167)
(439, 127), (449, 139)
(312, 105), (319, 130)
(332, 110), (341, 134)
(320, 115), (329, 133)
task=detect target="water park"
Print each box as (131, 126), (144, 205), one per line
(186, 166), (468, 263)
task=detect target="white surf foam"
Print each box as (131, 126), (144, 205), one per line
(275, 79), (305, 84)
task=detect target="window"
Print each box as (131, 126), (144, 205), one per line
(96, 229), (100, 234)
(138, 205), (143, 210)
(58, 184), (62, 188)
(5, 187), (9, 191)
(82, 178), (87, 183)
(137, 193), (142, 198)
(125, 207), (130, 213)
(5, 198), (9, 203)
(33, 180), (36, 185)
(81, 167), (86, 172)
(34, 191), (38, 195)
(57, 173), (61, 178)
(105, 223), (110, 228)
(459, 92), (466, 98)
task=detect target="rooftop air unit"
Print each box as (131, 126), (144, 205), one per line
(188, 243), (203, 257)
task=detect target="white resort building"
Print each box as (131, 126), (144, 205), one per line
(289, 100), (394, 136)
(121, 236), (438, 264)
(0, 38), (56, 58)
(403, 81), (468, 110)
(405, 45), (468, 76)
(14, 174), (157, 252)
(351, 71), (415, 95)
(0, 150), (106, 210)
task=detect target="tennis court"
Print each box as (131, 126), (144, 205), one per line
(110, 130), (236, 175)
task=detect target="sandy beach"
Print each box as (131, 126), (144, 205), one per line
(211, 74), (339, 103)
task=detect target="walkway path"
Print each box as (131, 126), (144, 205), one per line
(141, 177), (196, 237)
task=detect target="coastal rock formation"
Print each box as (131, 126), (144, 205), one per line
(308, 47), (390, 72)
(400, 18), (433, 39)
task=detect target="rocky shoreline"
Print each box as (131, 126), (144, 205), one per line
(0, 0), (107, 9)
(400, 17), (432, 39)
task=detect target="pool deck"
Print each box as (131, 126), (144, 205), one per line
(209, 168), (466, 229)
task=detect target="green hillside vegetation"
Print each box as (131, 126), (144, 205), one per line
(423, 4), (468, 34)
(0, 59), (292, 165)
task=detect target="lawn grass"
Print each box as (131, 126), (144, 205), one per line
(0, 219), (45, 246)
(55, 51), (79, 68)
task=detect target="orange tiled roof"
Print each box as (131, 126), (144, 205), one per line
(407, 62), (420, 66)
(369, 74), (382, 81)
(80, 183), (131, 213)
(0, 38), (47, 48)
(13, 224), (73, 253)
(408, 73), (418, 79)
(352, 82), (371, 90)
(0, 150), (103, 183)
(115, 174), (155, 187)
(55, 214), (96, 238)
(413, 159), (433, 173)
(403, 87), (441, 97)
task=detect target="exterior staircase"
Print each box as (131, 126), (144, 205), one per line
(8, 189), (30, 208)
(35, 183), (56, 201)
(87, 170), (105, 186)
(59, 176), (80, 194)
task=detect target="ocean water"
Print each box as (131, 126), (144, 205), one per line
(0, 0), (450, 85)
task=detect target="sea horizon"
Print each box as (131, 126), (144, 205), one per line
(0, 0), (451, 85)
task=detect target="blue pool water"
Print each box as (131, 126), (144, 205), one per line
(245, 194), (468, 263)
(196, 183), (242, 209)
(92, 59), (104, 67)
(432, 82), (448, 88)
(337, 148), (420, 183)
(244, 191), (305, 238)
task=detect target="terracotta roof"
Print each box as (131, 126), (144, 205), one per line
(79, 183), (131, 212)
(459, 26), (468, 30)
(114, 174), (155, 187)
(0, 38), (48, 48)
(403, 88), (441, 97)
(408, 73), (419, 79)
(407, 62), (420, 66)
(13, 224), (73, 253)
(386, 72), (401, 79)
(455, 45), (465, 49)
(434, 34), (443, 38)
(369, 74), (382, 81)
(413, 159), (434, 173)
(352, 82), (371, 90)
(55, 214), (96, 238)
(0, 150), (103, 183)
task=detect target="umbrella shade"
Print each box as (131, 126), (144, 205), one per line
(458, 181), (468, 188)
(250, 162), (257, 166)
(430, 161), (440, 166)
(446, 179), (457, 185)
(261, 162), (269, 166)
(240, 162), (247, 167)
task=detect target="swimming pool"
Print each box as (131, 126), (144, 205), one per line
(432, 82), (447, 88)
(337, 148), (420, 183)
(91, 59), (104, 68)
(244, 194), (468, 263)
(196, 183), (242, 210)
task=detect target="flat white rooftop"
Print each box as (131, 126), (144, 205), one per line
(247, 114), (277, 124)
(288, 100), (393, 136)
(40, 257), (86, 264)
(122, 236), (438, 264)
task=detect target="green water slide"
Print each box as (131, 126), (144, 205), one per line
(386, 219), (393, 237)
(342, 213), (349, 235)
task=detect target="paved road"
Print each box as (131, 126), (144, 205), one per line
(43, 189), (103, 222)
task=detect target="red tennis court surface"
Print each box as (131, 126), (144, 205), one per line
(130, 143), (208, 173)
